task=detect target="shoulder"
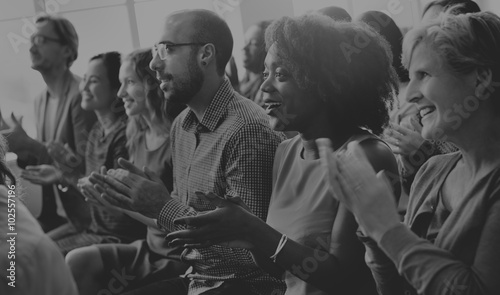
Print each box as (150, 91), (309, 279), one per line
(415, 152), (461, 181)
(410, 152), (462, 199)
(170, 108), (190, 134)
(226, 92), (271, 128)
(357, 136), (397, 172)
(276, 135), (300, 157)
(225, 92), (284, 140)
(355, 135), (401, 198)
(227, 120), (285, 153)
(272, 135), (301, 168)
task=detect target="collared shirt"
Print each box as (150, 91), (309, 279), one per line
(158, 79), (286, 295)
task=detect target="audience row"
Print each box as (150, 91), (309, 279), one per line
(2, 0), (499, 294)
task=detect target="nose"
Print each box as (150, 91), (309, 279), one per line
(260, 74), (273, 94)
(79, 79), (89, 93)
(29, 42), (37, 53)
(117, 83), (126, 98)
(405, 78), (422, 104)
(149, 50), (162, 72)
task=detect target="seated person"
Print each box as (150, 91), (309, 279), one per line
(0, 135), (78, 295)
(22, 51), (146, 255)
(66, 48), (189, 295)
(383, 0), (480, 195)
(167, 14), (401, 295)
(5, 15), (97, 232)
(319, 10), (500, 295)
(89, 9), (287, 295)
(238, 20), (271, 107)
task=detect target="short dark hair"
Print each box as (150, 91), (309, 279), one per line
(188, 10), (234, 76)
(90, 51), (125, 117)
(35, 14), (79, 67)
(265, 15), (398, 135)
(357, 11), (409, 82)
(423, 0), (480, 17)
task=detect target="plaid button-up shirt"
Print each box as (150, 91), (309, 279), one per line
(158, 79), (286, 295)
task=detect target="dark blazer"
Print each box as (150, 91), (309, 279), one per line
(34, 72), (96, 230)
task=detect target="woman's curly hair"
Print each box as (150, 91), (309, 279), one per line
(265, 14), (398, 135)
(123, 49), (186, 153)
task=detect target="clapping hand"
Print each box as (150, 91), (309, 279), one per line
(383, 117), (425, 156)
(166, 192), (256, 249)
(78, 169), (124, 214)
(4, 113), (33, 153)
(317, 139), (400, 243)
(21, 164), (62, 185)
(88, 158), (171, 219)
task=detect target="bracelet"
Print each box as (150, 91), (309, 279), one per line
(269, 234), (288, 263)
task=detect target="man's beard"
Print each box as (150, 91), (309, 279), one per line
(165, 57), (204, 105)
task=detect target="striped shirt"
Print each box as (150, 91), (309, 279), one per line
(158, 79), (286, 295)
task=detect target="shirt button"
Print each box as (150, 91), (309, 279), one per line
(196, 126), (204, 133)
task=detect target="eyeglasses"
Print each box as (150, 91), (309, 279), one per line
(30, 35), (62, 46)
(152, 42), (207, 60)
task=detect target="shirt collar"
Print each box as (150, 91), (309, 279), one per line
(181, 78), (234, 133)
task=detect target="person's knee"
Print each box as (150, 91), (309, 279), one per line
(66, 246), (103, 279)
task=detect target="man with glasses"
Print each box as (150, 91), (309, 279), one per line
(6, 15), (96, 233)
(73, 8), (286, 295)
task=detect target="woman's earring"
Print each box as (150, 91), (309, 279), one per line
(202, 61), (207, 66)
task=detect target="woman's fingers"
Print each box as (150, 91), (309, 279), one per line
(117, 158), (147, 178)
(390, 123), (412, 135)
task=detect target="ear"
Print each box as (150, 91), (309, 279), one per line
(474, 67), (493, 99)
(60, 45), (73, 66)
(199, 43), (216, 67)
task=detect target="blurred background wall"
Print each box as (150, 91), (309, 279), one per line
(0, 0), (497, 137)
